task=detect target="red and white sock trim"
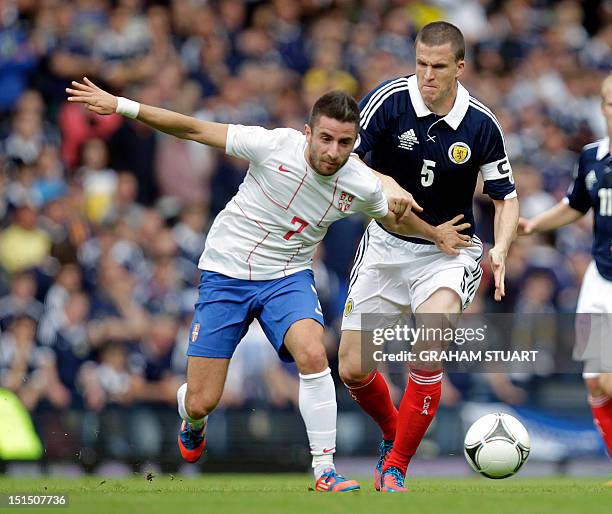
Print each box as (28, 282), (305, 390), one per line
(588, 395), (611, 408)
(408, 370), (443, 385)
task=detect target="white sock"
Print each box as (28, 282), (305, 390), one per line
(177, 382), (207, 431)
(298, 368), (337, 479)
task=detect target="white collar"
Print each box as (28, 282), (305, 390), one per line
(596, 137), (610, 160)
(407, 74), (470, 130)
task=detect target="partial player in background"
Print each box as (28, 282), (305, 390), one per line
(338, 21), (519, 492)
(66, 79), (470, 491)
(518, 73), (612, 464)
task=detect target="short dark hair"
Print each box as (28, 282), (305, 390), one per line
(308, 91), (360, 130)
(416, 21), (465, 62)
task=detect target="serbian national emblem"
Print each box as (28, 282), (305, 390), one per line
(448, 142), (471, 164)
(191, 323), (201, 342)
(338, 192), (355, 212)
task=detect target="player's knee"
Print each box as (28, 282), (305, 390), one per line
(185, 390), (219, 419)
(584, 376), (605, 398)
(410, 361), (443, 374)
(597, 374), (612, 397)
(293, 342), (328, 374)
(338, 361), (369, 385)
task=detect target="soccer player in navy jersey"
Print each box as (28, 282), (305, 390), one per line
(338, 21), (520, 491)
(518, 73), (612, 467)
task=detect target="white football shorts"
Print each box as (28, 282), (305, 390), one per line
(341, 220), (484, 331)
(574, 261), (612, 377)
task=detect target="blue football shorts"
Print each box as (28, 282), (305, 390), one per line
(187, 269), (324, 362)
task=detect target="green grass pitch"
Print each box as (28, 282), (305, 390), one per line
(0, 475), (610, 514)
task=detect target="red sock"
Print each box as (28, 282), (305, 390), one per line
(346, 371), (398, 441)
(589, 395), (612, 456)
(383, 368), (443, 475)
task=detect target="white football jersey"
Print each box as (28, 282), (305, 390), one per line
(199, 124), (389, 280)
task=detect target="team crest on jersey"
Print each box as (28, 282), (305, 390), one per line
(338, 192), (355, 212)
(344, 298), (354, 317)
(191, 323), (201, 342)
(448, 142), (471, 164)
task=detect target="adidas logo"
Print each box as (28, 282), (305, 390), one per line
(398, 129), (419, 150)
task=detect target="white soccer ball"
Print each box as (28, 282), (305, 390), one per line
(464, 412), (530, 479)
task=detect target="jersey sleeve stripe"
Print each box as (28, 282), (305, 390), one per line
(468, 99), (508, 156)
(362, 84), (411, 130)
(359, 77), (408, 123)
(360, 80), (410, 130)
(469, 97), (495, 117)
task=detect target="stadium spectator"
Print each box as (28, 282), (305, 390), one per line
(43, 262), (83, 313)
(3, 104), (58, 166)
(0, 203), (51, 274)
(78, 138), (117, 224)
(0, 5), (37, 113)
(38, 291), (93, 403)
(92, 3), (152, 90)
(0, 314), (69, 412)
(0, 270), (44, 329)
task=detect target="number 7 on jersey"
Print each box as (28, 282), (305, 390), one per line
(284, 216), (309, 240)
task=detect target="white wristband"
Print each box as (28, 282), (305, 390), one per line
(115, 97), (140, 119)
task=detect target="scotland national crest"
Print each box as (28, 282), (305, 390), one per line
(338, 191), (355, 212)
(191, 323), (201, 342)
(344, 298), (354, 317)
(448, 142), (471, 164)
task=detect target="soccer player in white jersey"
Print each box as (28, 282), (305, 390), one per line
(337, 22), (519, 492)
(518, 73), (612, 470)
(67, 78), (471, 491)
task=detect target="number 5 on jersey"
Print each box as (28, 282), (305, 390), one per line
(421, 159), (436, 187)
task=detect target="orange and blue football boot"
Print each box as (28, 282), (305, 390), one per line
(374, 440), (394, 491)
(380, 466), (407, 493)
(177, 420), (206, 463)
(314, 468), (360, 492)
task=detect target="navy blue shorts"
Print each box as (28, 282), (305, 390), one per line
(187, 270), (324, 362)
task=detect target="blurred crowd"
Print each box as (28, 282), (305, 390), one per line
(0, 0), (611, 465)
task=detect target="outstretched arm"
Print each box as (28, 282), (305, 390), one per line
(66, 77), (228, 148)
(517, 200), (585, 235)
(378, 211), (473, 256)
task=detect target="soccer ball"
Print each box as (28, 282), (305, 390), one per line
(464, 412), (530, 479)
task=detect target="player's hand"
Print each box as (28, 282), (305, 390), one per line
(488, 246), (507, 302)
(516, 217), (535, 236)
(433, 214), (472, 256)
(381, 177), (423, 220)
(66, 77), (117, 115)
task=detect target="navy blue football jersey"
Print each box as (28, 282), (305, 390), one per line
(355, 75), (516, 241)
(566, 138), (612, 281)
